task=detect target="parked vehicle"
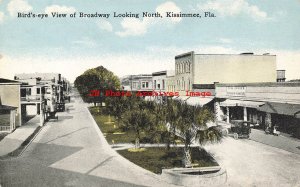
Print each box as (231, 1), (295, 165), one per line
(229, 120), (252, 139)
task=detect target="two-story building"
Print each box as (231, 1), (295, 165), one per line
(174, 51), (277, 95)
(0, 78), (22, 132)
(121, 74), (153, 92)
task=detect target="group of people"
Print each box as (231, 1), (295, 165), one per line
(265, 125), (280, 136)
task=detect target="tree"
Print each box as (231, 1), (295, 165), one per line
(105, 96), (131, 127)
(194, 106), (222, 146)
(147, 101), (167, 145)
(167, 101), (222, 168)
(123, 108), (155, 149)
(74, 66), (121, 104)
(165, 99), (181, 149)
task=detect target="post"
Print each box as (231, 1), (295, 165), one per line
(243, 107), (247, 121)
(226, 107), (230, 123)
(265, 113), (272, 128)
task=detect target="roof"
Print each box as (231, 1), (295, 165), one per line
(0, 78), (21, 84)
(257, 102), (300, 117)
(0, 104), (17, 111)
(175, 51), (276, 59)
(216, 82), (300, 87)
(193, 84), (215, 89)
(220, 99), (265, 108)
(152, 71), (167, 76)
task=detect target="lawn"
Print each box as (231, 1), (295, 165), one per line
(90, 107), (138, 144)
(118, 147), (219, 174)
(89, 106), (183, 144)
(89, 106), (218, 174)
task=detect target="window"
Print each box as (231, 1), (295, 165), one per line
(185, 61), (191, 73)
(21, 89), (26, 97)
(162, 80), (165, 89)
(142, 82), (149, 88)
(185, 62), (189, 73)
(37, 88), (40, 94)
(154, 80), (156, 89)
(26, 88), (31, 95)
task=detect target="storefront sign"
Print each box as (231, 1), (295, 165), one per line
(226, 86), (246, 97)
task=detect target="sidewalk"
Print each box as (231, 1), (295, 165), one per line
(0, 115), (41, 157)
(250, 129), (300, 155)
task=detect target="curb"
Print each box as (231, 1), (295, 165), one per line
(0, 125), (43, 160)
(85, 105), (183, 187)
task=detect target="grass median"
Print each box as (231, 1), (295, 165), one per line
(90, 106), (218, 174)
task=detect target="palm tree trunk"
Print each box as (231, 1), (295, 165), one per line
(183, 146), (192, 168)
(135, 137), (140, 149)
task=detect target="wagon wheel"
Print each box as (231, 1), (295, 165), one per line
(233, 133), (238, 140)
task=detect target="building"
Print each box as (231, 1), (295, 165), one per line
(214, 82), (300, 138)
(0, 78), (22, 132)
(152, 70), (175, 103)
(174, 51), (277, 96)
(166, 74), (176, 93)
(152, 70), (175, 92)
(277, 70), (286, 82)
(121, 74), (153, 92)
(14, 73), (70, 125)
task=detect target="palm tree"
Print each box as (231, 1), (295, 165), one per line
(149, 102), (167, 145)
(165, 99), (181, 149)
(194, 106), (222, 145)
(124, 109), (154, 149)
(170, 102), (222, 167)
(175, 102), (195, 167)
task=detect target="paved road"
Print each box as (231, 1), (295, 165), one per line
(0, 91), (178, 187)
(204, 137), (300, 187)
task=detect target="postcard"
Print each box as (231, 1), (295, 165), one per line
(0, 1), (300, 187)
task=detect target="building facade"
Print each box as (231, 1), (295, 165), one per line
(0, 78), (21, 132)
(215, 82), (300, 138)
(121, 74), (153, 92)
(174, 51), (277, 95)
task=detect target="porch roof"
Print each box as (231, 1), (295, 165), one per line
(186, 97), (214, 107)
(0, 104), (17, 111)
(220, 99), (264, 108)
(257, 102), (300, 117)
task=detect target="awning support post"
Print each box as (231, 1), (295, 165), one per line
(243, 107), (247, 121)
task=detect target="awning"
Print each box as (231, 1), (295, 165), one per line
(220, 99), (264, 108)
(0, 104), (17, 111)
(173, 96), (189, 101)
(257, 102), (300, 117)
(186, 97), (213, 106)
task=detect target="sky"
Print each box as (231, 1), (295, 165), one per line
(0, 0), (300, 82)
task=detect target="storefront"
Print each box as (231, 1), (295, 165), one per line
(215, 82), (300, 138)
